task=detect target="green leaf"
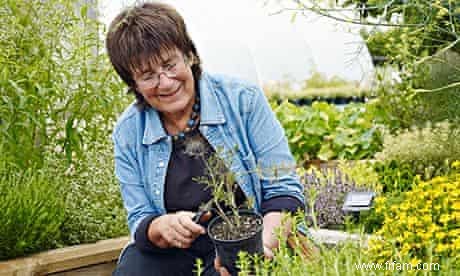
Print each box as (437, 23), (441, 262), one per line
(317, 144), (335, 161)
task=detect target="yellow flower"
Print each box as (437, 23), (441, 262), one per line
(452, 202), (460, 211)
(435, 244), (449, 253)
(439, 214), (451, 224)
(410, 258), (421, 267)
(435, 232), (446, 240)
(453, 238), (460, 250)
(452, 160), (460, 169)
(368, 173), (459, 264)
(407, 217), (417, 226)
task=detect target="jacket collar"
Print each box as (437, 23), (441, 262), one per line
(142, 72), (225, 145)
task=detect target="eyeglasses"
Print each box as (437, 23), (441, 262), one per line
(135, 55), (190, 88)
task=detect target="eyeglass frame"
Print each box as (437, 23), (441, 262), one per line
(134, 54), (192, 89)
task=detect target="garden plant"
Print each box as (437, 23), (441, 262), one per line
(190, 148), (264, 275)
(0, 0), (128, 260)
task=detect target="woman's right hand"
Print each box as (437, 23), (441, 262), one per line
(147, 211), (210, 249)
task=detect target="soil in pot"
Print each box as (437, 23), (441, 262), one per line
(208, 211), (263, 275)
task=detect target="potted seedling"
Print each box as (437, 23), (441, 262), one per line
(191, 148), (263, 275)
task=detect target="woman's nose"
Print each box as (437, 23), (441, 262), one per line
(157, 72), (174, 89)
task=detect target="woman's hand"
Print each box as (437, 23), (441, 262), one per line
(262, 211), (291, 258)
(147, 211), (211, 249)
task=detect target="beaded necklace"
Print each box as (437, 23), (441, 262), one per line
(171, 94), (200, 141)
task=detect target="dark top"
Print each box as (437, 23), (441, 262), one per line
(134, 128), (304, 253)
(164, 128), (246, 212)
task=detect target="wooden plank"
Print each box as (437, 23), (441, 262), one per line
(48, 261), (117, 276)
(0, 257), (39, 276)
(0, 237), (130, 276)
(36, 237), (130, 275)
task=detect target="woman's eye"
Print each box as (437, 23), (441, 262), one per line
(142, 73), (154, 81)
(166, 63), (176, 70)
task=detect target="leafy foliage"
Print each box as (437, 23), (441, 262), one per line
(376, 121), (460, 179)
(344, 0), (460, 55)
(373, 161), (419, 194)
(58, 139), (128, 246)
(0, 162), (66, 260)
(0, 0), (127, 168)
(0, 0), (129, 259)
(272, 100), (383, 163)
(0, 139), (127, 260)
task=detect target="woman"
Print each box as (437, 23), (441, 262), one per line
(106, 2), (305, 275)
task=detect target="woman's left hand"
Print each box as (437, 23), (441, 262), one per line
(262, 211), (291, 259)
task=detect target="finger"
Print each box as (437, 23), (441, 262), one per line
(175, 216), (194, 238)
(170, 235), (191, 249)
(169, 227), (194, 246)
(155, 238), (171, 249)
(177, 213), (206, 235)
(264, 245), (274, 259)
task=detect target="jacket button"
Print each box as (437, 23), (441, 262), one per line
(158, 161), (165, 167)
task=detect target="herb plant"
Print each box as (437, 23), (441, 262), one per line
(190, 147), (255, 238)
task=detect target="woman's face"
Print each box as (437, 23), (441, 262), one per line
(133, 48), (195, 116)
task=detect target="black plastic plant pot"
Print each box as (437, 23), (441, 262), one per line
(207, 210), (263, 275)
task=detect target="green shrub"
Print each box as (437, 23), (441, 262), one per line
(0, 141), (128, 259)
(0, 0), (127, 169)
(373, 161), (420, 194)
(360, 194), (405, 234)
(414, 50), (460, 124)
(337, 161), (381, 192)
(0, 162), (66, 260)
(372, 50), (460, 130)
(0, 0), (129, 257)
(59, 139), (128, 245)
(273, 101), (383, 163)
(376, 121), (460, 179)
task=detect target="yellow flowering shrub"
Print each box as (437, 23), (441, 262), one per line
(368, 161), (460, 265)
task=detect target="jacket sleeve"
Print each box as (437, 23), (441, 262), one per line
(245, 86), (305, 206)
(113, 131), (161, 238)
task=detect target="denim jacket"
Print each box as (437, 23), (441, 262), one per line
(113, 72), (305, 237)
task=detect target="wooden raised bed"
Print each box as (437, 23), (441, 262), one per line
(0, 236), (129, 276)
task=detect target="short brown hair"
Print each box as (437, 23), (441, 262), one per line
(105, 2), (202, 109)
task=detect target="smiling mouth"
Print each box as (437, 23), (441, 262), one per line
(157, 85), (181, 98)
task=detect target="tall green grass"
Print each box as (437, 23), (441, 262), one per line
(0, 162), (66, 259)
